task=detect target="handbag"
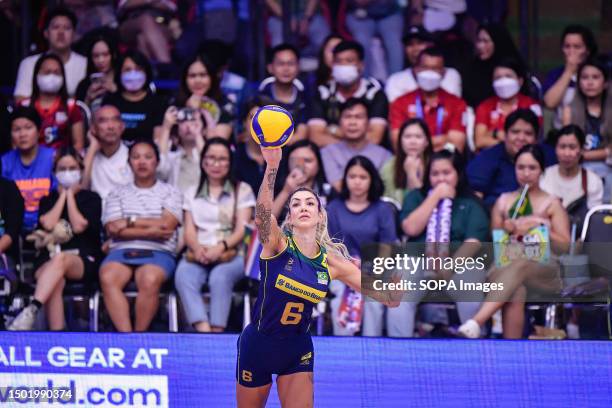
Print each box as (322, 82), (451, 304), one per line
(186, 183), (240, 264)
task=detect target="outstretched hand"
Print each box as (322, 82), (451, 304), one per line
(261, 146), (282, 167)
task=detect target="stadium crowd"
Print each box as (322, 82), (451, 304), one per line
(0, 1), (610, 339)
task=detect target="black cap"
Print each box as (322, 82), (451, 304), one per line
(10, 106), (41, 129)
(402, 26), (434, 44)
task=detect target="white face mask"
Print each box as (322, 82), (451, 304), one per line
(493, 77), (521, 99)
(56, 170), (82, 188)
(121, 70), (146, 92)
(332, 64), (360, 85)
(37, 74), (63, 93)
(416, 70), (442, 92)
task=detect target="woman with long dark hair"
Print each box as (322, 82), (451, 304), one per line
(174, 137), (255, 332)
(76, 35), (118, 111)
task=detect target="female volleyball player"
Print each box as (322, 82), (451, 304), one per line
(236, 147), (396, 407)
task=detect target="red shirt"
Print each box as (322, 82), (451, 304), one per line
(475, 94), (542, 132)
(389, 89), (467, 135)
(22, 97), (83, 150)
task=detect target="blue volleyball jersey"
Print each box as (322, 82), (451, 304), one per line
(252, 233), (330, 338)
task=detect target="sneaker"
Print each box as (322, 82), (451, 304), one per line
(7, 304), (38, 331)
(458, 319), (481, 339)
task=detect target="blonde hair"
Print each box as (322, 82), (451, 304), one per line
(281, 187), (353, 261)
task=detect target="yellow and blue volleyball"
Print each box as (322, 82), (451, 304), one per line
(250, 105), (294, 148)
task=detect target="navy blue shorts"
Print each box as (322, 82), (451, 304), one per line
(236, 324), (314, 387)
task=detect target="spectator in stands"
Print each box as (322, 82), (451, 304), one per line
(540, 125), (604, 220)
(460, 23), (524, 108)
(82, 105), (133, 202)
(266, 0), (330, 57)
(327, 156), (397, 336)
(308, 40), (388, 146)
(23, 54), (85, 151)
(258, 44), (308, 142)
(175, 54), (233, 140)
(8, 148), (102, 331)
(385, 26), (462, 103)
(543, 25), (598, 128)
(175, 138), (255, 332)
(389, 47), (467, 152)
(157, 106), (205, 194)
(233, 97), (269, 196)
(0, 173), (24, 285)
(272, 140), (335, 220)
(321, 99), (392, 191)
(14, 6), (87, 102)
(116, 0), (176, 65)
(1, 107), (56, 233)
(399, 149), (489, 337)
(562, 58), (612, 192)
(315, 34), (343, 86)
(474, 59), (542, 151)
(460, 144), (570, 339)
(345, 0), (403, 78)
(380, 118), (432, 206)
(100, 139), (182, 332)
(103, 50), (168, 144)
(75, 35), (118, 112)
(467, 109), (556, 209)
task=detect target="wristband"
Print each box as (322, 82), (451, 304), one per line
(128, 216), (137, 228)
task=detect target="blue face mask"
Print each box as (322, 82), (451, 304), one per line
(121, 69), (146, 92)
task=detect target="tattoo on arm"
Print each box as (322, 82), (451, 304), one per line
(256, 166), (278, 244)
(256, 203), (272, 243)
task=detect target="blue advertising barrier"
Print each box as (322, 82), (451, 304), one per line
(0, 332), (610, 407)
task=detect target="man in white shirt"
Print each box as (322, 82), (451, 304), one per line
(14, 6), (87, 102)
(83, 105), (134, 202)
(385, 25), (462, 103)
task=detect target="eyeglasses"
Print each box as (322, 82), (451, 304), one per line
(203, 156), (230, 166)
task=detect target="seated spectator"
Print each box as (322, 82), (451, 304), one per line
(314, 34), (343, 87)
(460, 23), (525, 108)
(175, 54), (233, 140)
(175, 138), (255, 332)
(308, 40), (388, 146)
(467, 109), (556, 209)
(258, 44), (308, 142)
(474, 58), (542, 151)
(157, 106), (205, 194)
(543, 25), (597, 128)
(8, 148), (102, 331)
(562, 58), (612, 194)
(103, 50), (168, 143)
(266, 0), (330, 57)
(273, 140), (335, 220)
(1, 107), (56, 232)
(390, 47), (467, 152)
(385, 25), (462, 103)
(100, 139), (182, 332)
(0, 174), (24, 283)
(540, 125), (604, 223)
(22, 54), (84, 151)
(233, 97), (270, 195)
(75, 34), (118, 112)
(326, 156), (397, 336)
(345, 0), (403, 78)
(399, 149), (489, 337)
(321, 99), (392, 191)
(380, 118), (432, 206)
(116, 0), (176, 65)
(82, 105), (133, 202)
(14, 6), (87, 102)
(459, 144), (570, 339)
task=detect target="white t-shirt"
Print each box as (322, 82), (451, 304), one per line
(385, 67), (462, 103)
(540, 164), (604, 209)
(14, 51), (87, 98)
(91, 143), (134, 202)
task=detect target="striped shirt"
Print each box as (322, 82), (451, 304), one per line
(102, 181), (183, 253)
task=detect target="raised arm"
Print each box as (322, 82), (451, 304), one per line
(256, 148), (286, 256)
